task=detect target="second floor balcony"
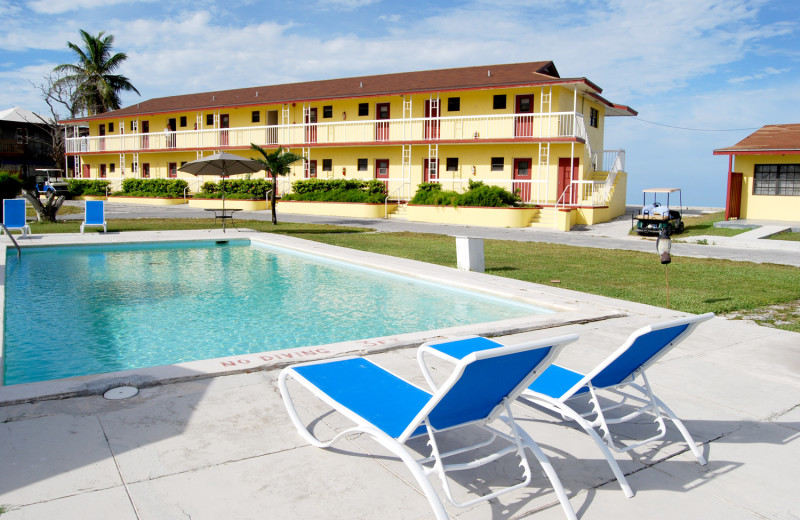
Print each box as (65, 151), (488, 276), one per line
(66, 112), (589, 154)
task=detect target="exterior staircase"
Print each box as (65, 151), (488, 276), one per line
(529, 206), (557, 228)
(387, 201), (408, 219)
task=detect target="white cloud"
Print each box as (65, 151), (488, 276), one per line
(27, 0), (155, 15)
(728, 66), (791, 83)
(314, 0), (380, 10)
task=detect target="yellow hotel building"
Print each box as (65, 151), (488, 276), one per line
(714, 124), (800, 222)
(63, 61), (636, 228)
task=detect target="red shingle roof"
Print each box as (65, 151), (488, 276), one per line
(66, 61), (615, 123)
(714, 124), (800, 154)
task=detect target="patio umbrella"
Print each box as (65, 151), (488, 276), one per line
(179, 152), (264, 230)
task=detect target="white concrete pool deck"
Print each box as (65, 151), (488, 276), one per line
(0, 231), (798, 519)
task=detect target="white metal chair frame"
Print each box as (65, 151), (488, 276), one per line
(520, 313), (715, 498)
(279, 334), (580, 520)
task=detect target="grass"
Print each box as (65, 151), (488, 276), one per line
(767, 231), (800, 241)
(630, 211), (747, 238)
(17, 218), (800, 333)
(678, 211), (747, 237)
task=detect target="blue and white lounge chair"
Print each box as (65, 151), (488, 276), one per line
(280, 334), (580, 520)
(519, 313), (715, 498)
(80, 200), (106, 233)
(2, 199), (31, 237)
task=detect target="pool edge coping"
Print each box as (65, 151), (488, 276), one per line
(1, 229), (628, 405)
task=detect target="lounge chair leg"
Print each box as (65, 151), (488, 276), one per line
(499, 416), (578, 520)
(652, 395), (707, 465)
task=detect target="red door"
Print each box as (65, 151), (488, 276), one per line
(423, 159), (439, 183)
(82, 164), (90, 178)
(220, 114), (229, 146)
(99, 164), (106, 178)
(515, 95), (534, 137)
(99, 124), (106, 151)
(424, 100), (440, 139)
(305, 160), (317, 179)
(376, 103), (390, 141)
(142, 163), (150, 178)
(513, 158), (532, 202)
(557, 158), (579, 204)
(168, 162), (177, 178)
(305, 108), (317, 143)
(375, 159), (389, 189)
(726, 171), (743, 220)
(140, 120), (149, 149)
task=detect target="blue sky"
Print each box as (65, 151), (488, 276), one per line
(2, 0), (798, 206)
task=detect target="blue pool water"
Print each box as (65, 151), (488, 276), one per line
(3, 240), (550, 385)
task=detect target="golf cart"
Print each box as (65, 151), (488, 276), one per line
(32, 169), (70, 198)
(633, 188), (684, 236)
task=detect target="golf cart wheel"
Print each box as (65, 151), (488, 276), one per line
(676, 222), (685, 233)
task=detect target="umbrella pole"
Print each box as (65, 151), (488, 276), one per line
(221, 173), (226, 233)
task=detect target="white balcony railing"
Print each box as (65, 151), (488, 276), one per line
(65, 112), (588, 154)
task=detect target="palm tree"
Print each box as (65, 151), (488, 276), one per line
(250, 144), (304, 225)
(54, 30), (140, 116)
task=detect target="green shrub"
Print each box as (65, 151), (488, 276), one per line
(0, 171), (23, 201)
(67, 179), (110, 196)
(117, 178), (188, 198)
(283, 178), (387, 203)
(409, 180), (519, 208)
(197, 179), (273, 199)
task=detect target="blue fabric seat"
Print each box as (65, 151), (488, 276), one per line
(2, 199), (31, 237)
(280, 333), (580, 520)
(521, 313), (715, 498)
(81, 200), (106, 233)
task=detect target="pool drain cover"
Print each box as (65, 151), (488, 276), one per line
(104, 386), (139, 400)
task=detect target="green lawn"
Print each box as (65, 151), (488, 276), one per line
(20, 218), (800, 333)
(768, 231), (800, 241)
(677, 212), (747, 237)
(630, 211), (747, 238)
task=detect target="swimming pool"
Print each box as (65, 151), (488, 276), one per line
(3, 239), (551, 385)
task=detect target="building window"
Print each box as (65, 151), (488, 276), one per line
(358, 103), (369, 116)
(357, 158), (368, 171)
(206, 114), (214, 126)
(447, 97), (460, 112)
(252, 111), (260, 123)
(493, 95), (507, 110)
(753, 164), (800, 196)
(322, 159), (332, 172)
(108, 122), (114, 132)
(130, 121), (136, 131)
(109, 163), (115, 174)
(491, 157), (504, 172)
(323, 106), (333, 119)
(446, 158), (458, 171)
(180, 116), (187, 127)
(589, 108), (599, 128)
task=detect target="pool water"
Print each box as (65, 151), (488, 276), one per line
(3, 240), (550, 385)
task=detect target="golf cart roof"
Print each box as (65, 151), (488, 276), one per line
(643, 188), (681, 193)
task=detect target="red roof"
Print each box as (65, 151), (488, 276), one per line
(713, 124), (800, 155)
(65, 61), (634, 123)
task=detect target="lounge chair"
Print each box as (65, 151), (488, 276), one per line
(2, 199), (31, 237)
(80, 200), (106, 233)
(519, 313), (715, 497)
(280, 334), (580, 520)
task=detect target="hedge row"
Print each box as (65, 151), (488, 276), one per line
(409, 180), (519, 207)
(283, 178), (387, 203)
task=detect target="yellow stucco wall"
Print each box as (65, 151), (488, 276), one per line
(734, 154), (800, 221)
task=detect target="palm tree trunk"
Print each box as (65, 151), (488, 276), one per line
(271, 173), (278, 225)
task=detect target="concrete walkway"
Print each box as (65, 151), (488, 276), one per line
(59, 201), (800, 267)
(0, 230), (798, 519)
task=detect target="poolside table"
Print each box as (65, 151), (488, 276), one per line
(204, 208), (241, 232)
